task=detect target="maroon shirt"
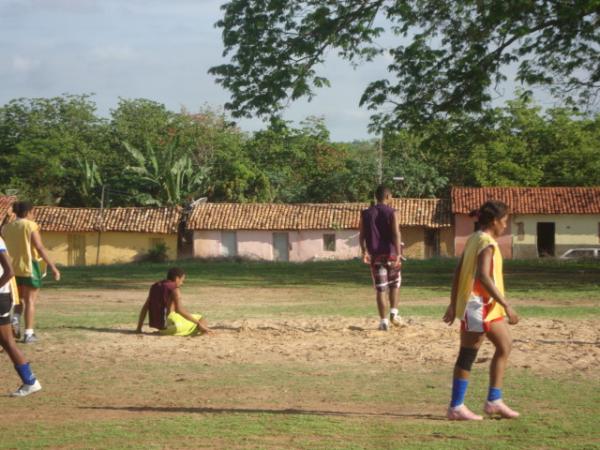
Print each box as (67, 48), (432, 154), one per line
(148, 280), (177, 329)
(361, 203), (397, 257)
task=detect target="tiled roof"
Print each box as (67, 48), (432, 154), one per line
(452, 187), (600, 214)
(0, 196), (16, 224)
(32, 207), (181, 234)
(187, 198), (452, 230)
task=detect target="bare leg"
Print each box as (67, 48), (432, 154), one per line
(376, 291), (386, 319)
(0, 324), (27, 366)
(21, 286), (39, 331)
(388, 286), (399, 311)
(486, 320), (512, 388)
(447, 329), (486, 419)
(482, 319), (519, 417)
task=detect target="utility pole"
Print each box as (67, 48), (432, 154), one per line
(95, 184), (107, 265)
(377, 137), (383, 184)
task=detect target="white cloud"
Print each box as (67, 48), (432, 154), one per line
(11, 55), (40, 73)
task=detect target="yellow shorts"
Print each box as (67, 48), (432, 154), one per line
(159, 312), (203, 336)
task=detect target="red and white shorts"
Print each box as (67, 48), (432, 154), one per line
(370, 255), (401, 292)
(461, 295), (503, 333)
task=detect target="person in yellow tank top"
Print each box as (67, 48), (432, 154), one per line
(443, 200), (520, 421)
(1, 202), (60, 343)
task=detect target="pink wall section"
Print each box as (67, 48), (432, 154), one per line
(454, 215), (512, 258)
(193, 230), (360, 261)
(291, 230), (359, 261)
(237, 231), (274, 260)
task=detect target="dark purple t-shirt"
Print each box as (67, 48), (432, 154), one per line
(361, 204), (397, 257)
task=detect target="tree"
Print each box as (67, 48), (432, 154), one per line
(123, 137), (207, 206)
(0, 95), (109, 205)
(381, 130), (448, 197)
(210, 1), (600, 129)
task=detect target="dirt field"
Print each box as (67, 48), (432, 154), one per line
(0, 288), (597, 425)
(0, 281), (597, 449)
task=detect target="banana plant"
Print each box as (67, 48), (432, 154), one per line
(123, 137), (207, 206)
(74, 156), (103, 205)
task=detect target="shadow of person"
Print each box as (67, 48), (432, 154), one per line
(79, 405), (446, 420)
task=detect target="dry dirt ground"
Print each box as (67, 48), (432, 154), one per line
(0, 289), (598, 428)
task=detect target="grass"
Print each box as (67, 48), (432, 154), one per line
(47, 257), (600, 295)
(0, 364), (598, 449)
(0, 259), (598, 449)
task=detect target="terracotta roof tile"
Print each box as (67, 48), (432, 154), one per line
(32, 207), (181, 234)
(451, 187), (600, 214)
(187, 199), (451, 230)
(0, 196), (16, 224)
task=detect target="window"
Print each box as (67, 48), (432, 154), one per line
(516, 222), (525, 241)
(221, 231), (237, 257)
(323, 234), (336, 252)
(567, 249), (595, 258)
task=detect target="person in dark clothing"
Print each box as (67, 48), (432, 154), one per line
(136, 267), (212, 336)
(359, 185), (403, 331)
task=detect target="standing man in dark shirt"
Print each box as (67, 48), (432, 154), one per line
(359, 185), (402, 331)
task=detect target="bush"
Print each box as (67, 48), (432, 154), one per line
(145, 242), (169, 262)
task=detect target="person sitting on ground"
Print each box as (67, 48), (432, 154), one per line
(136, 267), (212, 336)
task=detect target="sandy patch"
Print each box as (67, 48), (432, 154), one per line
(46, 317), (600, 377)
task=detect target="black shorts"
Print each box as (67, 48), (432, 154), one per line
(0, 293), (13, 326)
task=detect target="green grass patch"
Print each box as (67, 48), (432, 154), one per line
(1, 366), (598, 449)
(47, 258), (600, 293)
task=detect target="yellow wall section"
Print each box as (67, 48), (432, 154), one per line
(402, 227), (425, 259)
(42, 231), (177, 266)
(440, 227), (454, 257)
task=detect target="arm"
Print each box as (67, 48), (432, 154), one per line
(0, 251), (15, 290)
(391, 212), (402, 266)
(443, 255), (463, 325)
(136, 298), (149, 333)
(476, 247), (518, 325)
(31, 230), (60, 281)
(172, 288), (213, 335)
(358, 214), (370, 264)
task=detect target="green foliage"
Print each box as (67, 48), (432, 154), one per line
(0, 94), (108, 204)
(1, 94), (600, 205)
(144, 242), (169, 263)
(123, 137), (207, 206)
(211, 0), (600, 129)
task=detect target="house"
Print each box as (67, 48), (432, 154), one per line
(33, 206), (181, 266)
(452, 187), (600, 258)
(187, 199), (453, 262)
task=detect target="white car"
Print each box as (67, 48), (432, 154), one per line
(559, 248), (600, 259)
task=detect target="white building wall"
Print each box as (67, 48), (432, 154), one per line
(512, 214), (600, 258)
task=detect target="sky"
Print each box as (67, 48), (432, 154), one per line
(0, 0), (547, 141)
